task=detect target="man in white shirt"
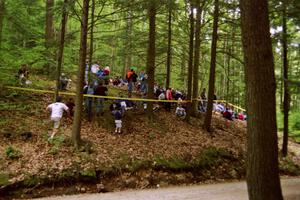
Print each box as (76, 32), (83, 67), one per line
(46, 96), (69, 139)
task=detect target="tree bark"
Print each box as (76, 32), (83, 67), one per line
(185, 1), (195, 122)
(72, 0), (89, 148)
(123, 10), (133, 78)
(203, 0), (219, 131)
(192, 0), (202, 115)
(146, 0), (156, 120)
(55, 0), (68, 99)
(0, 0), (5, 49)
(165, 2), (172, 89)
(88, 0), (95, 67)
(45, 0), (55, 75)
(281, 0), (289, 157)
(240, 0), (284, 199)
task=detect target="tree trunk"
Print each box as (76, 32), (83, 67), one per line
(146, 0), (156, 120)
(55, 0), (68, 99)
(240, 0), (284, 199)
(185, 1), (194, 122)
(281, 0), (289, 157)
(45, 0), (55, 75)
(87, 0), (95, 83)
(0, 0), (5, 48)
(203, 0), (219, 131)
(165, 2), (172, 89)
(72, 0), (90, 148)
(192, 0), (202, 115)
(123, 10), (133, 78)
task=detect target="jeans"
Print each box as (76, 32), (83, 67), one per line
(96, 98), (104, 114)
(85, 98), (93, 120)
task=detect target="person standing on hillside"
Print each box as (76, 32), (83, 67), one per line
(46, 96), (69, 140)
(126, 68), (134, 97)
(94, 81), (108, 116)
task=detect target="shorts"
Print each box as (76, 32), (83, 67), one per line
(51, 117), (61, 129)
(115, 120), (122, 128)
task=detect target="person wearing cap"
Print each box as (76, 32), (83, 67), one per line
(46, 96), (69, 140)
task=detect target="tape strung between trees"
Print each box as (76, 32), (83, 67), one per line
(4, 86), (246, 112)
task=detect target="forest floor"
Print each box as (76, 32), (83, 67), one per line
(0, 84), (299, 199)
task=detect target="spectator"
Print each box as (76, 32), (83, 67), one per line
(83, 82), (94, 121)
(175, 104), (186, 119)
(66, 98), (75, 117)
(94, 81), (108, 116)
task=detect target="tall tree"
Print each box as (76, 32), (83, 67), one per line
(72, 0), (90, 148)
(45, 0), (55, 75)
(192, 0), (203, 115)
(123, 9), (133, 78)
(55, 0), (69, 98)
(203, 0), (219, 131)
(240, 0), (284, 199)
(88, 0), (95, 66)
(281, 0), (289, 157)
(146, 0), (156, 120)
(185, 0), (195, 122)
(0, 0), (5, 48)
(165, 0), (172, 89)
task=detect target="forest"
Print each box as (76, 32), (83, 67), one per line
(0, 0), (300, 199)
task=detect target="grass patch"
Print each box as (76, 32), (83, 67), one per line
(194, 147), (232, 169)
(0, 173), (10, 186)
(154, 156), (190, 170)
(5, 146), (22, 160)
(48, 135), (65, 155)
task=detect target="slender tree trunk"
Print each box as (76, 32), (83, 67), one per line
(146, 0), (156, 120)
(88, 0), (95, 66)
(192, 0), (202, 115)
(72, 0), (90, 148)
(45, 0), (55, 75)
(185, 1), (195, 122)
(165, 3), (172, 89)
(240, 0), (283, 199)
(180, 49), (187, 85)
(281, 0), (289, 157)
(203, 0), (219, 131)
(87, 0), (95, 83)
(0, 0), (5, 49)
(55, 0), (68, 99)
(123, 10), (133, 78)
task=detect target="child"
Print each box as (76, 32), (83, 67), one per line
(175, 104), (186, 119)
(46, 96), (69, 139)
(112, 108), (122, 134)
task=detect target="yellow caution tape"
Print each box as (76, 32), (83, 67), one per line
(4, 86), (245, 111)
(4, 86), (191, 103)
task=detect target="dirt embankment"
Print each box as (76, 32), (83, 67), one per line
(0, 91), (298, 199)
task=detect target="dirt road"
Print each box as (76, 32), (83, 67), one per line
(35, 178), (300, 200)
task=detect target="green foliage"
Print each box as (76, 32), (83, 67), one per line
(5, 146), (22, 160)
(80, 169), (96, 179)
(277, 110), (300, 142)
